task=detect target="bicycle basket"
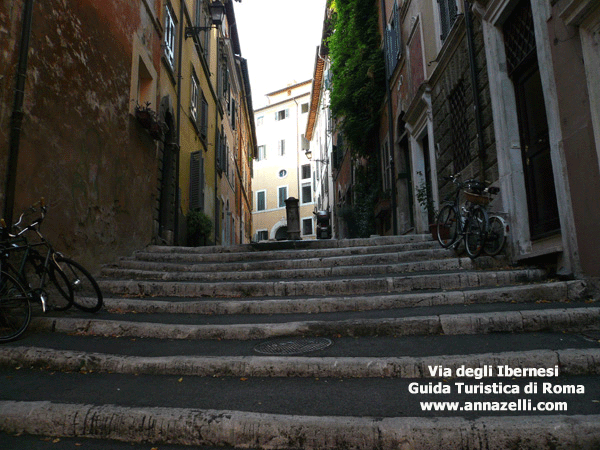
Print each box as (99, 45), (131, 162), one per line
(464, 191), (492, 206)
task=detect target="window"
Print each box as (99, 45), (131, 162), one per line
(301, 182), (312, 204)
(301, 103), (309, 114)
(438, 0), (458, 41)
(164, 5), (176, 70)
(278, 186), (288, 208)
(189, 151), (205, 211)
(256, 116), (264, 126)
(301, 164), (311, 179)
(275, 109), (289, 121)
(190, 70), (199, 122)
(302, 218), (313, 235)
(256, 190), (266, 211)
(278, 139), (286, 156)
(278, 169), (288, 178)
(385, 1), (402, 77)
(257, 145), (266, 161)
(257, 230), (268, 241)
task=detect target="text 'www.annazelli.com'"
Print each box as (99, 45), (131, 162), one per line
(420, 400), (568, 412)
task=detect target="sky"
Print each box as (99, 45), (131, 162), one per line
(233, 0), (328, 109)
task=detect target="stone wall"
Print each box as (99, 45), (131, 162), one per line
(0, 0), (161, 272)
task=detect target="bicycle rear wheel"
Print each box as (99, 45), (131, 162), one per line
(465, 206), (488, 259)
(54, 257), (103, 313)
(484, 215), (506, 256)
(435, 204), (460, 248)
(0, 270), (31, 342)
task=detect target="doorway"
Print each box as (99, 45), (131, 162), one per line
(504, 0), (560, 239)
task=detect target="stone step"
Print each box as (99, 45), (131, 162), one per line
(1, 388), (599, 449)
(110, 247), (456, 275)
(101, 280), (587, 315)
(1, 344), (599, 378)
(101, 256), (504, 283)
(27, 306), (600, 340)
(127, 239), (442, 265)
(97, 268), (548, 298)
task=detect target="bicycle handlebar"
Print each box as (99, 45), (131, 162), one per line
(0, 198), (47, 238)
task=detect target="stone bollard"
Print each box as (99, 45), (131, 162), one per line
(284, 197), (301, 240)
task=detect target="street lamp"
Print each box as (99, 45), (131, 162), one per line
(185, 1), (226, 39)
(305, 150), (329, 165)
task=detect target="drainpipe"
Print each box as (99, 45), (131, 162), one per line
(3, 0), (34, 234)
(464, 0), (486, 179)
(172, 0), (186, 246)
(379, 0), (398, 235)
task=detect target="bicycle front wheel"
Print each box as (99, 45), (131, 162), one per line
(25, 252), (73, 311)
(0, 270), (31, 342)
(465, 207), (488, 259)
(435, 204), (460, 248)
(484, 215), (506, 256)
(54, 257), (103, 312)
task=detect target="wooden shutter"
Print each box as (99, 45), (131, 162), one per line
(189, 151), (205, 211)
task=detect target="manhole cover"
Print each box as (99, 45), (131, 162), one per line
(253, 337), (333, 355)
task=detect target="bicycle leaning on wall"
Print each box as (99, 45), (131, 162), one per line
(0, 198), (103, 342)
(435, 175), (507, 258)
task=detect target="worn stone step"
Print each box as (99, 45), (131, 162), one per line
(27, 306), (600, 340)
(101, 257), (500, 283)
(101, 280), (587, 315)
(1, 390), (599, 449)
(1, 342), (599, 378)
(129, 239), (442, 265)
(97, 268), (547, 298)
(109, 247), (457, 276)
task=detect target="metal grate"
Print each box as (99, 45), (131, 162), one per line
(449, 79), (471, 173)
(254, 337), (333, 355)
(503, 0), (536, 76)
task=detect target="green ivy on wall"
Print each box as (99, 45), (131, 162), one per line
(327, 0), (386, 158)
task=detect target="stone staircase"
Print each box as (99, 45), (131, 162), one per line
(1, 234), (599, 449)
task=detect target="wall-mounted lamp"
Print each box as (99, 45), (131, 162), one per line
(185, 1), (226, 39)
(305, 150), (329, 164)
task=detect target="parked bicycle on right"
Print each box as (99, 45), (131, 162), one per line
(435, 175), (506, 258)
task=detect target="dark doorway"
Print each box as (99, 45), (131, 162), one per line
(504, 0), (560, 239)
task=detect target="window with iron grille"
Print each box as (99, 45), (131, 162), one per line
(448, 80), (471, 173)
(503, 0), (536, 76)
(385, 1), (402, 77)
(437, 0), (458, 41)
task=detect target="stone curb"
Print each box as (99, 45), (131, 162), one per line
(98, 268), (547, 298)
(1, 347), (599, 378)
(101, 280), (588, 315)
(29, 306), (600, 340)
(0, 401), (598, 449)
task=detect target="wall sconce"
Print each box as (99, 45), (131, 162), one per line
(305, 150), (329, 164)
(185, 1), (226, 39)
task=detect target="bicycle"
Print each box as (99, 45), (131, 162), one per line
(0, 269), (31, 342)
(1, 199), (103, 316)
(435, 175), (499, 258)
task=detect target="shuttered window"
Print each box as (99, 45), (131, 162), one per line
(385, 1), (402, 77)
(438, 0), (458, 41)
(189, 151), (205, 211)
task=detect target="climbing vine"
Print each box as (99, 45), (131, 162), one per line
(327, 0), (386, 158)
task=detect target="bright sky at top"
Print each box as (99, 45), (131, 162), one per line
(233, 0), (328, 109)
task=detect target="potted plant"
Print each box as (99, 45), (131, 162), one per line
(134, 101), (165, 140)
(187, 210), (213, 246)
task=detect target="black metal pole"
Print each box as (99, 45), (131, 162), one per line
(464, 0), (486, 179)
(4, 0), (34, 233)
